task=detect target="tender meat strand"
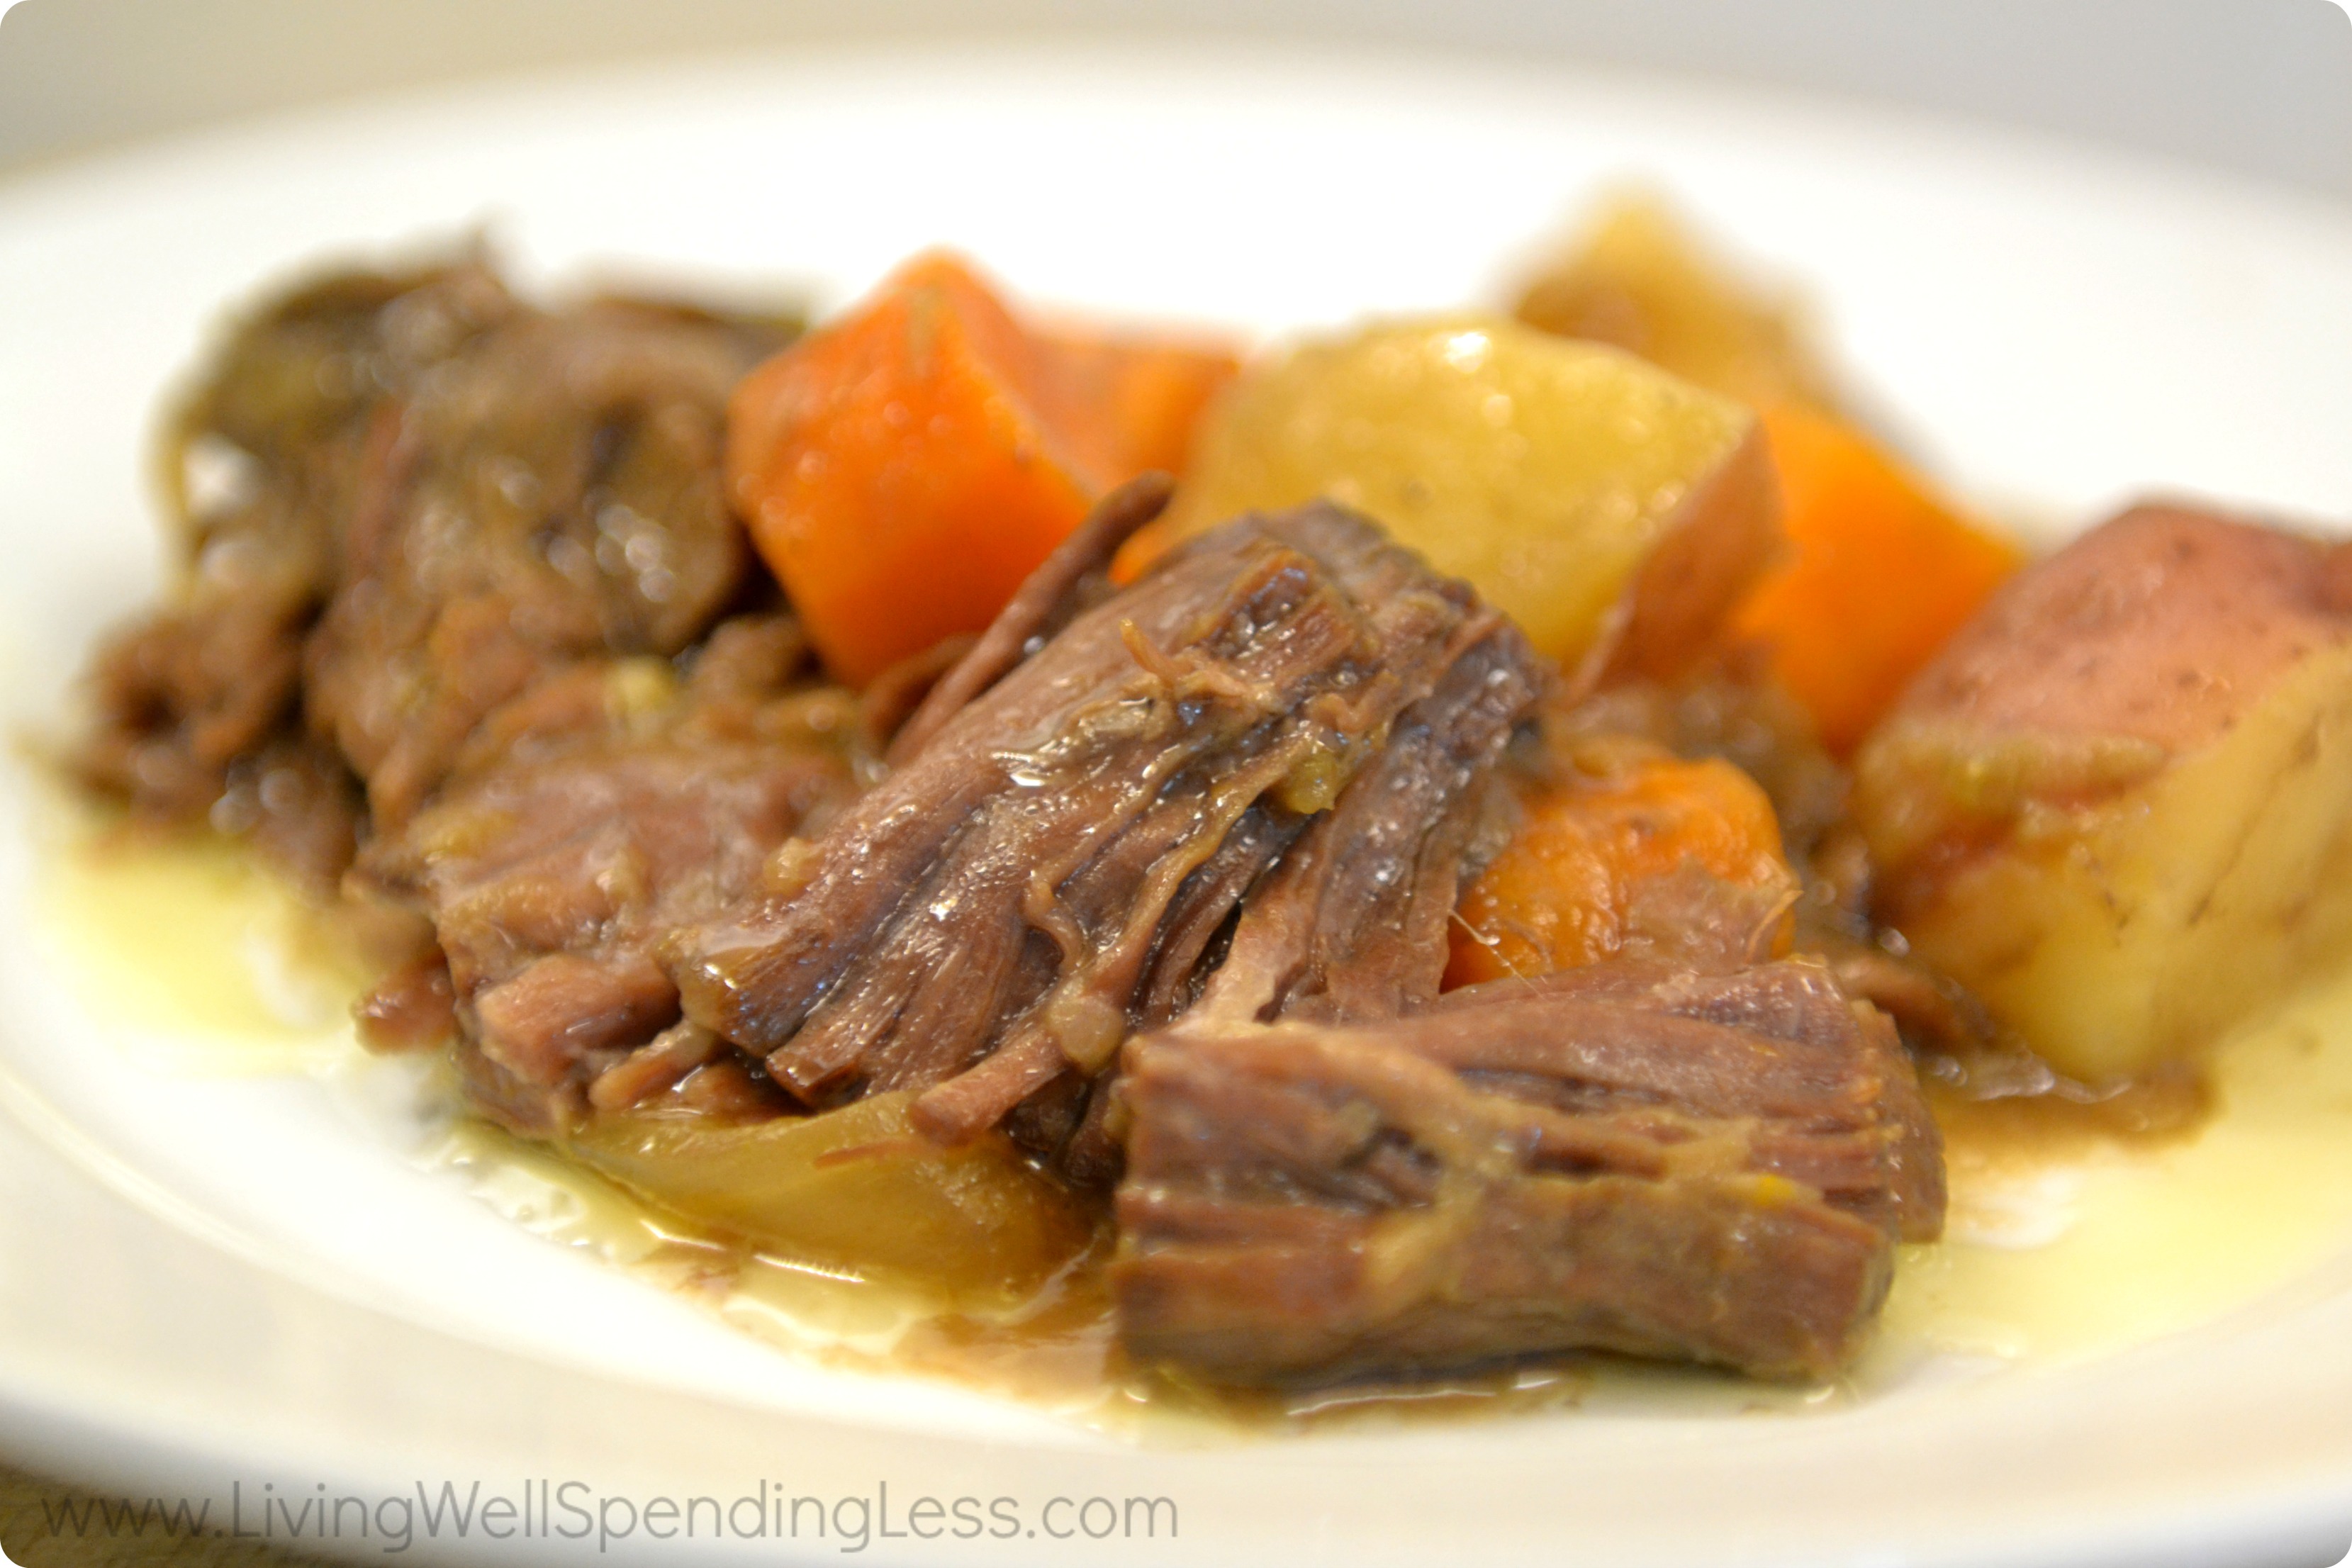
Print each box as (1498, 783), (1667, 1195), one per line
(1190, 622), (1545, 1028)
(887, 472), (1175, 765)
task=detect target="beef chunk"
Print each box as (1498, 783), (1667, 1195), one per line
(80, 260), (513, 831)
(666, 504), (1547, 1152)
(82, 252), (833, 1131)
(354, 951), (459, 1053)
(195, 734), (370, 897)
(78, 254), (794, 871)
(304, 296), (787, 826)
(1113, 958), (1942, 1384)
(351, 621), (854, 1131)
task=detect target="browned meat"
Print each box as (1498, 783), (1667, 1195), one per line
(354, 951), (459, 1053)
(77, 257), (797, 878)
(667, 505), (1547, 1160)
(1114, 958), (1942, 1384)
(192, 735), (369, 896)
(1036, 618), (1542, 1184)
(856, 634), (978, 760)
(351, 619), (857, 1131)
(304, 298), (788, 827)
(79, 260), (513, 836)
(79, 253), (841, 1132)
(1813, 931), (2005, 1064)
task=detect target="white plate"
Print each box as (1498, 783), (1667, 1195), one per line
(3, 39), (2351, 1568)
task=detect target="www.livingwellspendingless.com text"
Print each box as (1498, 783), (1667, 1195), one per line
(31, 1478), (1180, 1555)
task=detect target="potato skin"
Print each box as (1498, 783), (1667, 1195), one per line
(1855, 504), (2352, 1081)
(1894, 506), (2350, 755)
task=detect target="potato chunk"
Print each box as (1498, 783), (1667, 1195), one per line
(1157, 315), (1778, 681)
(1855, 505), (2352, 1081)
(568, 1091), (1095, 1309)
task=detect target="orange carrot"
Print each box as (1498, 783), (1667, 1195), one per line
(1036, 329), (1238, 481)
(727, 252), (1237, 685)
(1445, 746), (1797, 988)
(1734, 402), (2022, 754)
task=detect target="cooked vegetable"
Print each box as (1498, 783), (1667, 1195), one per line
(1155, 315), (1779, 679)
(1733, 402), (2022, 753)
(726, 252), (1236, 685)
(1513, 191), (1832, 410)
(1447, 739), (1798, 987)
(1036, 327), (1238, 479)
(569, 1090), (1094, 1309)
(1510, 198), (2020, 751)
(1855, 504), (2352, 1082)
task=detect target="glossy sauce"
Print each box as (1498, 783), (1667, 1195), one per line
(42, 816), (2352, 1433)
(1878, 975), (2352, 1366)
(40, 800), (381, 1073)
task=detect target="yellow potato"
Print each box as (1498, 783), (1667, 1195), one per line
(1856, 505), (2352, 1082)
(568, 1090), (1097, 1309)
(1161, 315), (1779, 681)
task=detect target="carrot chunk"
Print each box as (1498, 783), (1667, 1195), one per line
(1734, 403), (2022, 753)
(1036, 329), (1238, 481)
(1446, 745), (1798, 988)
(727, 253), (1236, 685)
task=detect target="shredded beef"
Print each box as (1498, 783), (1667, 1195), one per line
(666, 503), (1548, 1162)
(80, 254), (830, 1130)
(1113, 957), (1940, 1384)
(1188, 629), (1544, 1029)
